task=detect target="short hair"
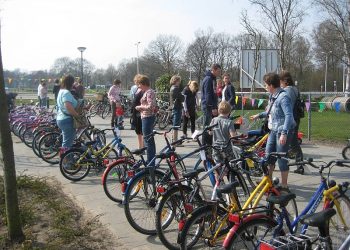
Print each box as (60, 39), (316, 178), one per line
(113, 79), (122, 85)
(61, 75), (75, 90)
(170, 75), (181, 85)
(222, 73), (230, 78)
(133, 74), (142, 83)
(218, 101), (231, 115)
(138, 75), (150, 87)
(263, 72), (280, 88)
(54, 78), (60, 84)
(211, 63), (221, 71)
(188, 80), (199, 92)
(279, 70), (294, 86)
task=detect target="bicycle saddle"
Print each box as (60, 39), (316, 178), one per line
(267, 193), (296, 207)
(131, 147), (147, 155)
(300, 208), (336, 228)
(216, 182), (240, 195)
(182, 168), (205, 179)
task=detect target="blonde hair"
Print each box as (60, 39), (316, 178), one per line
(139, 74), (150, 86)
(170, 75), (181, 85)
(188, 81), (199, 92)
(218, 101), (231, 115)
(133, 74), (142, 83)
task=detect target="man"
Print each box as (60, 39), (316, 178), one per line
(222, 73), (236, 109)
(73, 79), (85, 100)
(201, 63), (221, 144)
(53, 78), (61, 103)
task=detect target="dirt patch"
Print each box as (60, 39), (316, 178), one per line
(0, 175), (126, 249)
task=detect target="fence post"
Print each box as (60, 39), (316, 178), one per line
(307, 92), (311, 141)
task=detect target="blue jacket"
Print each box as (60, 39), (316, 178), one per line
(224, 83), (236, 108)
(258, 88), (295, 134)
(201, 70), (218, 109)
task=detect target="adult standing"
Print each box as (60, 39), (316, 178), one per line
(222, 73), (236, 109)
(130, 75), (140, 130)
(53, 79), (61, 103)
(182, 80), (199, 137)
(73, 79), (85, 100)
(169, 75), (184, 144)
(279, 70), (304, 174)
(56, 75), (80, 150)
(216, 78), (223, 102)
(250, 72), (295, 188)
(201, 63), (221, 144)
(108, 79), (122, 128)
(38, 80), (48, 108)
(131, 74), (144, 149)
(135, 75), (157, 166)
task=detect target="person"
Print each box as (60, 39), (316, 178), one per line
(182, 80), (199, 137)
(6, 92), (17, 112)
(250, 72), (295, 189)
(108, 79), (123, 129)
(38, 80), (48, 108)
(53, 79), (61, 103)
(279, 70), (304, 174)
(201, 63), (221, 144)
(135, 75), (157, 166)
(216, 78), (223, 101)
(73, 79), (85, 100)
(56, 75), (80, 150)
(131, 74), (144, 149)
(169, 75), (184, 145)
(222, 73), (236, 109)
(210, 101), (237, 163)
(130, 75), (140, 130)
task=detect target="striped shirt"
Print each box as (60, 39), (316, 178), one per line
(138, 89), (156, 119)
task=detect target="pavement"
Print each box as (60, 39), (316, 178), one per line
(7, 115), (350, 250)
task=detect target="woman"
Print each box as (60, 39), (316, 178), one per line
(131, 74), (144, 149)
(279, 70), (304, 174)
(56, 75), (80, 150)
(169, 75), (183, 144)
(108, 79), (122, 128)
(182, 80), (199, 137)
(251, 72), (295, 188)
(135, 75), (157, 166)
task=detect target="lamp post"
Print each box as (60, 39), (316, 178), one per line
(77, 47), (86, 83)
(322, 51), (332, 93)
(135, 42), (140, 74)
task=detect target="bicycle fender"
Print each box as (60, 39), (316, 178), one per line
(101, 157), (134, 185)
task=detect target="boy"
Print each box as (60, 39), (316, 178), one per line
(210, 101), (237, 163)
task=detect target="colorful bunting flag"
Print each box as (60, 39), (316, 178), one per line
(242, 97), (247, 106)
(251, 99), (255, 107)
(334, 102), (341, 112)
(235, 96), (239, 104)
(319, 102), (326, 112)
(8, 78), (13, 84)
(305, 101), (311, 112)
(258, 99), (264, 108)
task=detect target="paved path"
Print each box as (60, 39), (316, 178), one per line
(8, 116), (350, 249)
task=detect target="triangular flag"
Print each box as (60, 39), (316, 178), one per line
(242, 97), (247, 106)
(235, 96), (239, 104)
(334, 102), (341, 112)
(258, 99), (264, 108)
(251, 99), (255, 107)
(305, 101), (311, 112)
(319, 102), (326, 112)
(8, 78), (13, 84)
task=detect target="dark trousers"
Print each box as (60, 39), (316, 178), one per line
(183, 110), (196, 135)
(202, 106), (213, 145)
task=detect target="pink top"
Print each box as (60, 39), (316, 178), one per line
(108, 85), (121, 103)
(138, 89), (156, 119)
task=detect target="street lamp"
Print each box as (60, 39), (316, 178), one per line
(77, 47), (86, 83)
(322, 51), (332, 93)
(135, 42), (140, 74)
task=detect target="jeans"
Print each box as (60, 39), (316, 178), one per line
(265, 130), (292, 171)
(172, 108), (182, 128)
(202, 106), (213, 145)
(57, 117), (76, 148)
(142, 116), (156, 166)
(40, 97), (47, 108)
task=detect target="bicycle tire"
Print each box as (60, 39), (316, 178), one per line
(59, 148), (91, 181)
(156, 185), (203, 250)
(342, 146), (350, 160)
(224, 217), (277, 249)
(32, 130), (47, 158)
(329, 193), (350, 249)
(38, 132), (61, 164)
(88, 103), (99, 117)
(123, 170), (167, 235)
(179, 204), (232, 249)
(19, 124), (29, 142)
(158, 111), (170, 130)
(22, 126), (35, 148)
(102, 158), (134, 203)
(101, 104), (111, 119)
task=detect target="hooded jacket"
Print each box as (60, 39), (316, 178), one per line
(201, 70), (218, 109)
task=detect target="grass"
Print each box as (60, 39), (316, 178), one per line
(0, 175), (121, 249)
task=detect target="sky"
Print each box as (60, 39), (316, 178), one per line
(0, 0), (319, 72)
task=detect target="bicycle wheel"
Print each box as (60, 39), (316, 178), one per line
(101, 103), (111, 119)
(158, 111), (169, 130)
(329, 194), (350, 249)
(225, 218), (277, 249)
(102, 159), (134, 203)
(123, 170), (167, 235)
(38, 132), (61, 164)
(179, 204), (232, 249)
(32, 130), (47, 157)
(88, 103), (99, 117)
(342, 146), (350, 160)
(22, 126), (35, 148)
(156, 185), (203, 250)
(59, 148), (91, 181)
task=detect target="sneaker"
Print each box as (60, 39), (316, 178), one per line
(294, 166), (304, 175)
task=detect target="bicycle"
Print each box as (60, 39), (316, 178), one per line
(342, 139), (350, 159)
(223, 158), (350, 249)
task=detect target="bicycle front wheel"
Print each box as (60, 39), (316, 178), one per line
(59, 149), (91, 181)
(123, 170), (166, 235)
(38, 132), (61, 164)
(342, 146), (350, 160)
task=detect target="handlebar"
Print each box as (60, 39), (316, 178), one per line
(288, 158), (350, 171)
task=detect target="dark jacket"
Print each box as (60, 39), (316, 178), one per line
(201, 70), (218, 109)
(170, 85), (184, 110)
(182, 86), (197, 113)
(224, 83), (236, 108)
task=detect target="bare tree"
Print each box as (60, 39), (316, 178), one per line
(313, 0), (350, 95)
(105, 64), (119, 85)
(249, 0), (305, 69)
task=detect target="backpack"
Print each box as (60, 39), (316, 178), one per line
(293, 89), (305, 120)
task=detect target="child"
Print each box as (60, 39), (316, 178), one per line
(210, 101), (237, 163)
